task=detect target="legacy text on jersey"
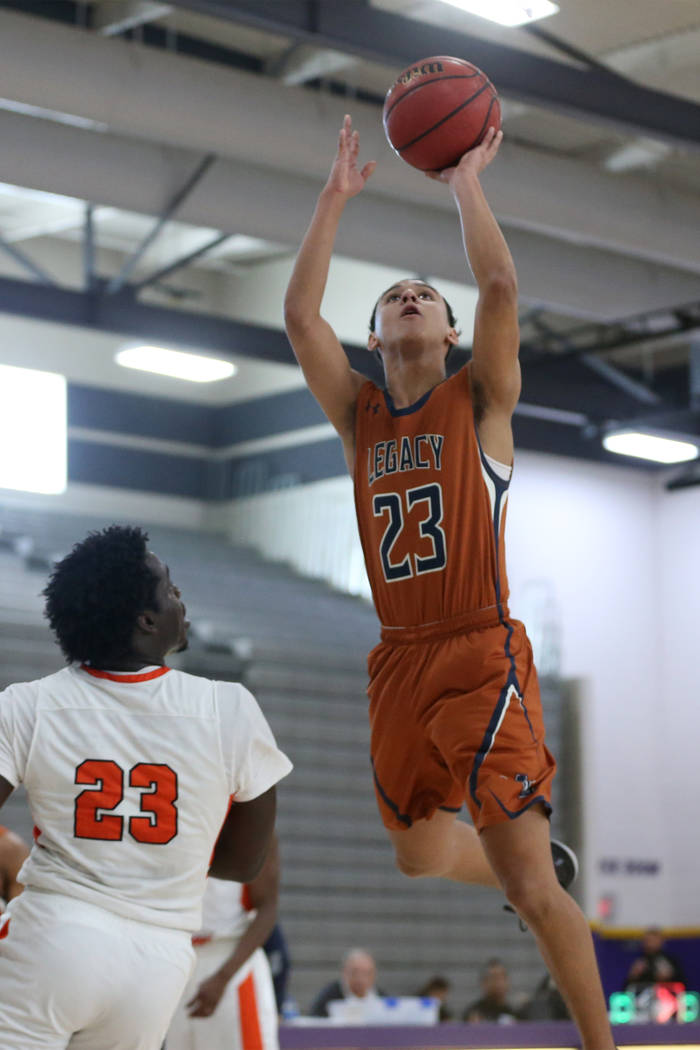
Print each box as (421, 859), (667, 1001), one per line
(367, 434), (444, 485)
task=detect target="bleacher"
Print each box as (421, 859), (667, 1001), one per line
(0, 502), (569, 1012)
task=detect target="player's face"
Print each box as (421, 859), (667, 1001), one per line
(146, 553), (190, 655)
(371, 280), (455, 352)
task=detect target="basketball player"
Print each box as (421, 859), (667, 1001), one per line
(284, 115), (614, 1050)
(0, 525), (292, 1050)
(0, 826), (29, 910)
(167, 835), (281, 1050)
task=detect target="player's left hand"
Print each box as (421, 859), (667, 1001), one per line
(425, 126), (503, 184)
(187, 971), (229, 1018)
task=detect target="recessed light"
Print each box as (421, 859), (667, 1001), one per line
(115, 346), (236, 383)
(436, 0), (559, 27)
(602, 430), (699, 465)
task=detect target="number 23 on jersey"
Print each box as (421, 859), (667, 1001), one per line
(74, 759), (178, 844)
(373, 482), (447, 582)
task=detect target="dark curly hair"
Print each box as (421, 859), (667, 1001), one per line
(368, 280), (458, 333)
(43, 525), (160, 666)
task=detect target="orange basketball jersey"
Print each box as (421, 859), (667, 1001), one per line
(354, 366), (510, 629)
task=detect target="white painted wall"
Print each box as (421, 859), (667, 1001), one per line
(223, 450), (696, 926)
(654, 481), (700, 927)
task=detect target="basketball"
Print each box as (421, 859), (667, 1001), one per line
(382, 56), (501, 172)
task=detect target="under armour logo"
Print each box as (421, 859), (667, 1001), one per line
(515, 773), (536, 798)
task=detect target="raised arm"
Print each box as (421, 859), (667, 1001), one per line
(284, 115), (376, 467)
(430, 128), (520, 464)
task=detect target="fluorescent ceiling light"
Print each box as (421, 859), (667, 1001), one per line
(436, 0), (559, 27)
(604, 137), (672, 174)
(0, 97), (108, 132)
(603, 430), (699, 465)
(116, 346), (236, 383)
(0, 364), (66, 494)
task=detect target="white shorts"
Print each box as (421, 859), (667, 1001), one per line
(0, 889), (194, 1050)
(166, 941), (278, 1050)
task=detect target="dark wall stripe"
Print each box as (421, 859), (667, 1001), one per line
(212, 387), (327, 446)
(68, 384), (215, 445)
(226, 438), (347, 498)
(68, 440), (210, 499)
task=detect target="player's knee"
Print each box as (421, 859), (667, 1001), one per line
(394, 849), (441, 878)
(503, 875), (560, 925)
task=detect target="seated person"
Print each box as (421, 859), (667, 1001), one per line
(625, 927), (686, 989)
(416, 975), (453, 1022)
(463, 959), (518, 1023)
(308, 948), (385, 1018)
(518, 972), (569, 1020)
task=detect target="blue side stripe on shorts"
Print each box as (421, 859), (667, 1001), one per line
(487, 788), (552, 821)
(371, 758), (412, 827)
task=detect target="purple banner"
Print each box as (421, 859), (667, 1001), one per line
(280, 1020), (700, 1049)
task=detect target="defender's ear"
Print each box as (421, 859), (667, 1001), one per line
(447, 328), (460, 347)
(135, 611), (158, 635)
(368, 332), (381, 353)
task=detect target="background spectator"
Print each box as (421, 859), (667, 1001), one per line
(625, 927), (686, 989)
(308, 948), (385, 1018)
(463, 959), (519, 1023)
(263, 923), (292, 1017)
(518, 972), (570, 1020)
(416, 975), (453, 1022)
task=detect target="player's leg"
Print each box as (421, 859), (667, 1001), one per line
(168, 944), (277, 1050)
(68, 923), (193, 1050)
(480, 805), (614, 1050)
(388, 809), (499, 886)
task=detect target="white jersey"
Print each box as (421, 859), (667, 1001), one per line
(194, 876), (252, 944)
(0, 664), (292, 932)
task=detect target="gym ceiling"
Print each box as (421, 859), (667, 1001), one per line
(0, 0), (698, 479)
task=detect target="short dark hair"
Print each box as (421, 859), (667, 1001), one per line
(368, 279), (458, 333)
(43, 525), (160, 666)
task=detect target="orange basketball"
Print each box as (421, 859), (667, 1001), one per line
(383, 56), (501, 171)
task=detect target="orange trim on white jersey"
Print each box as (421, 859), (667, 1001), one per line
(79, 665), (171, 683)
(238, 971), (263, 1050)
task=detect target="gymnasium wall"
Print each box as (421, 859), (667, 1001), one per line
(222, 452), (698, 928)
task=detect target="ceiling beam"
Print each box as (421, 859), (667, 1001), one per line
(92, 1), (173, 36)
(168, 0), (700, 149)
(0, 12), (698, 280)
(1, 109), (699, 322)
(106, 152), (216, 293)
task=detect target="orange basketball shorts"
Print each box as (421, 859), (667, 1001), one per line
(367, 616), (556, 833)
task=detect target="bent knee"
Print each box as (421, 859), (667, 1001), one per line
(394, 849), (445, 879)
(503, 877), (562, 924)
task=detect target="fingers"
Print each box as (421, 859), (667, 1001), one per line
(338, 113), (353, 149)
(480, 126), (503, 160)
(360, 160), (377, 181)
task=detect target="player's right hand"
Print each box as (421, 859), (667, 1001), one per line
(324, 114), (376, 198)
(187, 971), (228, 1018)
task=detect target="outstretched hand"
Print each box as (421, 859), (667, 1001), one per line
(325, 114), (377, 199)
(425, 126), (503, 186)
